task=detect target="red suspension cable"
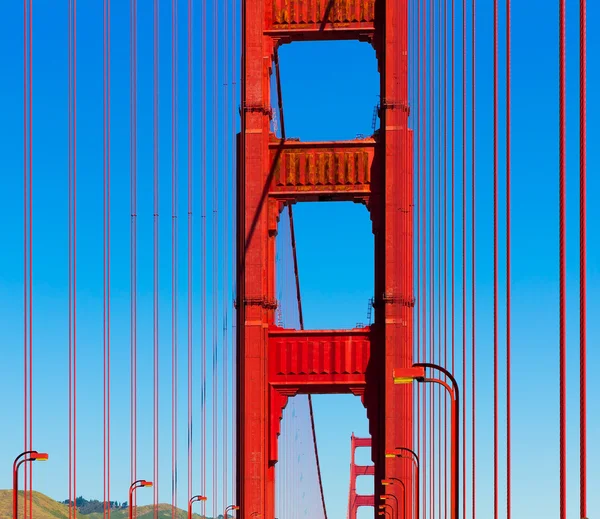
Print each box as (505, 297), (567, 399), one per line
(153, 0), (160, 513)
(187, 0), (193, 505)
(505, 0), (512, 517)
(471, 0), (476, 516)
(201, 0), (207, 509)
(451, 0), (455, 377)
(222, 0), (230, 510)
(130, 0), (138, 512)
(579, 1), (587, 517)
(103, 1), (112, 516)
(558, 0), (566, 516)
(212, 0), (219, 512)
(23, 0), (30, 513)
(172, 0), (179, 516)
(440, 1), (448, 518)
(461, 0), (467, 516)
(493, 0), (499, 516)
(68, 0), (73, 515)
(70, 1), (78, 516)
(28, 0), (34, 512)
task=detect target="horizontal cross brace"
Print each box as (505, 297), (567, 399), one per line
(269, 136), (376, 201)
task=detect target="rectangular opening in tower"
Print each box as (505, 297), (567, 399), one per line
(271, 41), (379, 142)
(275, 394), (370, 517)
(275, 201), (373, 331)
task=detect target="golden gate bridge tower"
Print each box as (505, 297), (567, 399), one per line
(236, 1), (413, 518)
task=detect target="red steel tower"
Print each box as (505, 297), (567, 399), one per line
(237, 1), (413, 518)
(347, 434), (375, 519)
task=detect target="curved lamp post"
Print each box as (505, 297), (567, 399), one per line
(385, 448), (420, 519)
(13, 451), (49, 519)
(379, 503), (394, 519)
(188, 495), (207, 519)
(128, 480), (153, 519)
(223, 504), (239, 519)
(393, 362), (459, 519)
(381, 480), (405, 519)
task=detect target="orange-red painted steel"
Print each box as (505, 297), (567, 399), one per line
(348, 434), (375, 519)
(237, 2), (413, 517)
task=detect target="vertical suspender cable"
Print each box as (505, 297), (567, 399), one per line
(471, 0), (477, 519)
(103, 1), (112, 516)
(493, 0), (499, 516)
(172, 1), (179, 516)
(231, 0), (238, 503)
(67, 2), (78, 518)
(103, 2), (107, 514)
(212, 0), (219, 513)
(505, 0), (511, 517)
(153, 0), (160, 513)
(429, 0), (435, 512)
(68, 0), (73, 515)
(416, 1), (421, 510)
(579, 0), (587, 516)
(23, 0), (29, 513)
(201, 0), (208, 508)
(420, 0), (426, 513)
(28, 0), (34, 513)
(130, 0), (138, 510)
(440, 0), (448, 517)
(437, 0), (443, 512)
(558, 0), (566, 516)
(71, 0), (79, 516)
(187, 0), (194, 505)
(471, 0), (476, 516)
(223, 0), (230, 510)
(461, 0), (467, 516)
(450, 0), (455, 377)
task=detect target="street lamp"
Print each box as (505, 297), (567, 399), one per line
(223, 504), (239, 519)
(378, 510), (391, 519)
(128, 480), (153, 519)
(393, 362), (459, 519)
(379, 503), (394, 519)
(384, 448), (420, 519)
(13, 451), (49, 519)
(381, 480), (405, 519)
(188, 495), (207, 519)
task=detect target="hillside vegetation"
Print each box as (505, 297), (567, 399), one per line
(0, 492), (214, 519)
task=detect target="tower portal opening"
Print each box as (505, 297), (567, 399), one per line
(276, 201), (374, 331)
(272, 40), (379, 142)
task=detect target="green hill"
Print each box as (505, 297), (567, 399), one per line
(0, 492), (215, 519)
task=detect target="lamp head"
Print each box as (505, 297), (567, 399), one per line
(392, 366), (426, 384)
(31, 452), (49, 461)
(231, 506), (240, 511)
(381, 479), (394, 485)
(141, 480), (153, 488)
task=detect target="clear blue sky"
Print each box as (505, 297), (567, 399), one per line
(1, 1), (599, 519)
